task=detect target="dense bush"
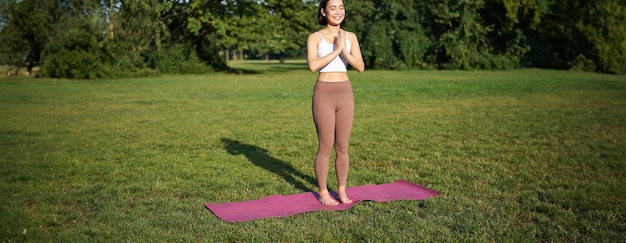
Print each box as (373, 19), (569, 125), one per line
(148, 44), (214, 74)
(40, 29), (106, 79)
(41, 49), (103, 79)
(41, 32), (167, 79)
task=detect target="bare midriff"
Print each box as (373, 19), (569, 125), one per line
(317, 72), (349, 82)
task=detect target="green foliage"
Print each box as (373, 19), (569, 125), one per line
(194, 0), (316, 61)
(523, 0), (626, 74)
(115, 0), (166, 54)
(1, 0), (625, 76)
(151, 43), (214, 74)
(396, 29), (433, 69)
(354, 0), (434, 69)
(362, 20), (399, 69)
(351, 0), (527, 70)
(0, 0), (55, 71)
(100, 40), (143, 72)
(500, 0), (549, 28)
(575, 0), (626, 74)
(40, 49), (101, 79)
(434, 0), (518, 70)
(40, 29), (105, 79)
(95, 39), (160, 78)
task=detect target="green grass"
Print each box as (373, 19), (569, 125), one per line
(1, 65), (625, 242)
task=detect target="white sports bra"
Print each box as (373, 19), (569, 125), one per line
(315, 32), (351, 72)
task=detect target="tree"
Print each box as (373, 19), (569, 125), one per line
(259, 0), (316, 61)
(101, 0), (167, 70)
(0, 0), (110, 76)
(351, 0), (527, 70)
(0, 0), (55, 74)
(186, 0), (315, 62)
(350, 0), (433, 69)
(575, 0), (626, 73)
(481, 0), (546, 67)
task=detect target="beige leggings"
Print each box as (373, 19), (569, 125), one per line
(312, 80), (354, 191)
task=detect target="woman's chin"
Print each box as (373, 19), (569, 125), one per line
(329, 21), (343, 26)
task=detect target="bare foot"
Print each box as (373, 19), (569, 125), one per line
(337, 190), (352, 204)
(318, 190), (339, 206)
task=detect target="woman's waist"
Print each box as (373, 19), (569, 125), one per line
(314, 79), (352, 95)
(317, 72), (350, 82)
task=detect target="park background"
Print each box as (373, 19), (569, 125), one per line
(0, 0), (625, 77)
(1, 0), (625, 242)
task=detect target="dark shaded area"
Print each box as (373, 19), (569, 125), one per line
(221, 138), (317, 192)
(225, 62), (308, 74)
(225, 67), (262, 75)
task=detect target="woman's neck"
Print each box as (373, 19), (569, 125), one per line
(324, 25), (341, 35)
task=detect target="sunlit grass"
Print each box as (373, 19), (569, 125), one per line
(1, 67), (625, 241)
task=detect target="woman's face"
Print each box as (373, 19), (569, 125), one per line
(322, 0), (345, 26)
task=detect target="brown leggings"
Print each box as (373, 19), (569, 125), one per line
(312, 80), (354, 191)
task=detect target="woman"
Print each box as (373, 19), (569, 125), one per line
(307, 0), (364, 205)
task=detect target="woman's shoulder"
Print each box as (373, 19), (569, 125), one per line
(307, 32), (321, 43)
(311, 29), (328, 35)
(345, 31), (359, 42)
(308, 31), (325, 39)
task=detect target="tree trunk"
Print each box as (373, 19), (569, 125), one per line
(108, 0), (115, 39)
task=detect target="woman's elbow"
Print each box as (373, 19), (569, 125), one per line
(307, 62), (317, 72)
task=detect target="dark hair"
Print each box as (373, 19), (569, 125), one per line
(317, 0), (347, 26)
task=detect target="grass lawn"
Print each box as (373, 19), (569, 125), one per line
(1, 63), (625, 241)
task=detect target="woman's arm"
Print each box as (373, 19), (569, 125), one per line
(341, 31), (365, 73)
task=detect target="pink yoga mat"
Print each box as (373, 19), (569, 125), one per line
(205, 179), (440, 222)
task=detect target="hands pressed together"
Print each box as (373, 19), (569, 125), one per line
(333, 29), (347, 56)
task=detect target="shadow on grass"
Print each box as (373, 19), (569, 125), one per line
(225, 61), (309, 74)
(221, 138), (317, 192)
(225, 67), (262, 75)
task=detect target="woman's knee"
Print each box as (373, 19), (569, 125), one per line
(334, 142), (349, 155)
(317, 142), (334, 156)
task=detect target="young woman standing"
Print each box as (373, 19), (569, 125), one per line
(307, 0), (364, 206)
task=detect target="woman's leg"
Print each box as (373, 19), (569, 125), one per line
(334, 86), (354, 203)
(312, 84), (338, 205)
